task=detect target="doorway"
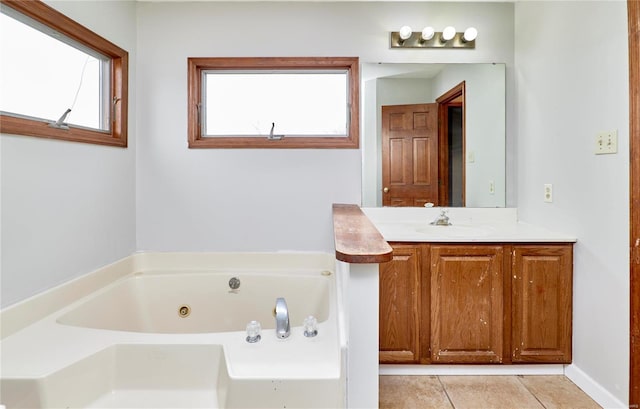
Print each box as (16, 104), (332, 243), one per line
(437, 82), (466, 207)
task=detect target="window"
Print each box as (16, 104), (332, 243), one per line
(188, 57), (359, 149)
(0, 0), (128, 147)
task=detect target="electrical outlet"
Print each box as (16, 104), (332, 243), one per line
(489, 180), (495, 195)
(544, 184), (553, 203)
(595, 130), (618, 154)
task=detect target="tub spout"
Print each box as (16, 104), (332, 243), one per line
(274, 297), (290, 339)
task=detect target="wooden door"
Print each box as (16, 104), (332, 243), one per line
(512, 245), (572, 363)
(381, 104), (439, 207)
(430, 245), (505, 363)
(379, 244), (422, 363)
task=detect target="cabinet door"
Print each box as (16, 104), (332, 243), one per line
(512, 245), (572, 363)
(431, 245), (505, 363)
(379, 244), (422, 363)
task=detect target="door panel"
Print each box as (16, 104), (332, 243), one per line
(413, 111), (429, 130)
(389, 138), (407, 185)
(382, 103), (438, 206)
(413, 138), (432, 185)
(512, 245), (572, 363)
(390, 113), (405, 130)
(431, 245), (504, 363)
(379, 245), (421, 363)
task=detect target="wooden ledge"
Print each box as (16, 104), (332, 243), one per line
(332, 203), (393, 264)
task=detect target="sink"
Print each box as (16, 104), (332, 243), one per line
(415, 224), (494, 237)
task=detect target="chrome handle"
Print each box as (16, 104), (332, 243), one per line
(383, 187), (389, 193)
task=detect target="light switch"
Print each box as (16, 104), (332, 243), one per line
(467, 151), (475, 163)
(595, 130), (618, 154)
(544, 184), (553, 203)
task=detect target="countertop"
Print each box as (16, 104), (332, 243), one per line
(332, 204), (393, 263)
(362, 207), (577, 243)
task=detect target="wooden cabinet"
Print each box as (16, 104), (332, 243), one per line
(379, 244), (422, 363)
(379, 242), (573, 365)
(512, 245), (572, 363)
(431, 245), (506, 363)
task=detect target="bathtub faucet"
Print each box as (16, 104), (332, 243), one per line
(274, 297), (290, 339)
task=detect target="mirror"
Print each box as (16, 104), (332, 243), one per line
(361, 63), (506, 208)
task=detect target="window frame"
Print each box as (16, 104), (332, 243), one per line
(0, 0), (128, 147)
(187, 57), (359, 149)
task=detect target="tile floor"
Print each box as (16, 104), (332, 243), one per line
(379, 375), (602, 409)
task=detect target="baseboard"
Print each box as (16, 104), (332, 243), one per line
(379, 364), (565, 376)
(565, 364), (627, 409)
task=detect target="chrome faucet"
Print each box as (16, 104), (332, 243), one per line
(430, 210), (452, 226)
(274, 297), (290, 339)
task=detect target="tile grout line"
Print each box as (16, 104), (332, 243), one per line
(515, 375), (548, 409)
(437, 376), (458, 409)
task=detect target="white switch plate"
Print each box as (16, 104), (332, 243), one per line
(468, 151), (475, 163)
(544, 184), (553, 203)
(595, 130), (618, 154)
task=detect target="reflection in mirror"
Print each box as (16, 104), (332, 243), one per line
(361, 63), (506, 208)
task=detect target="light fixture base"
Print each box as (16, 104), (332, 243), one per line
(390, 31), (475, 49)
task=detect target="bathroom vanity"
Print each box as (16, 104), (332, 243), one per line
(362, 207), (576, 366)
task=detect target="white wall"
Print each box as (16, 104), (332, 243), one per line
(515, 1), (629, 406)
(136, 1), (514, 252)
(0, 0), (137, 308)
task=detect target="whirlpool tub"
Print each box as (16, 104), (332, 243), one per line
(0, 252), (346, 408)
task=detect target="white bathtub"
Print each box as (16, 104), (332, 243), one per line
(58, 271), (331, 334)
(0, 252), (346, 409)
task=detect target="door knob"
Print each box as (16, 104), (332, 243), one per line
(383, 187), (389, 193)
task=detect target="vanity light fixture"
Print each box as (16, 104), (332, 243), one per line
(390, 25), (477, 49)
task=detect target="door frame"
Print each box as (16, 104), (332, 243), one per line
(629, 0), (639, 406)
(436, 82), (466, 207)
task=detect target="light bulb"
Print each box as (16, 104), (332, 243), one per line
(421, 27), (435, 41)
(442, 26), (456, 42)
(399, 26), (412, 41)
(463, 27), (478, 42)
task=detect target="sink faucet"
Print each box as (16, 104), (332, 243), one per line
(430, 210), (452, 226)
(274, 297), (290, 339)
